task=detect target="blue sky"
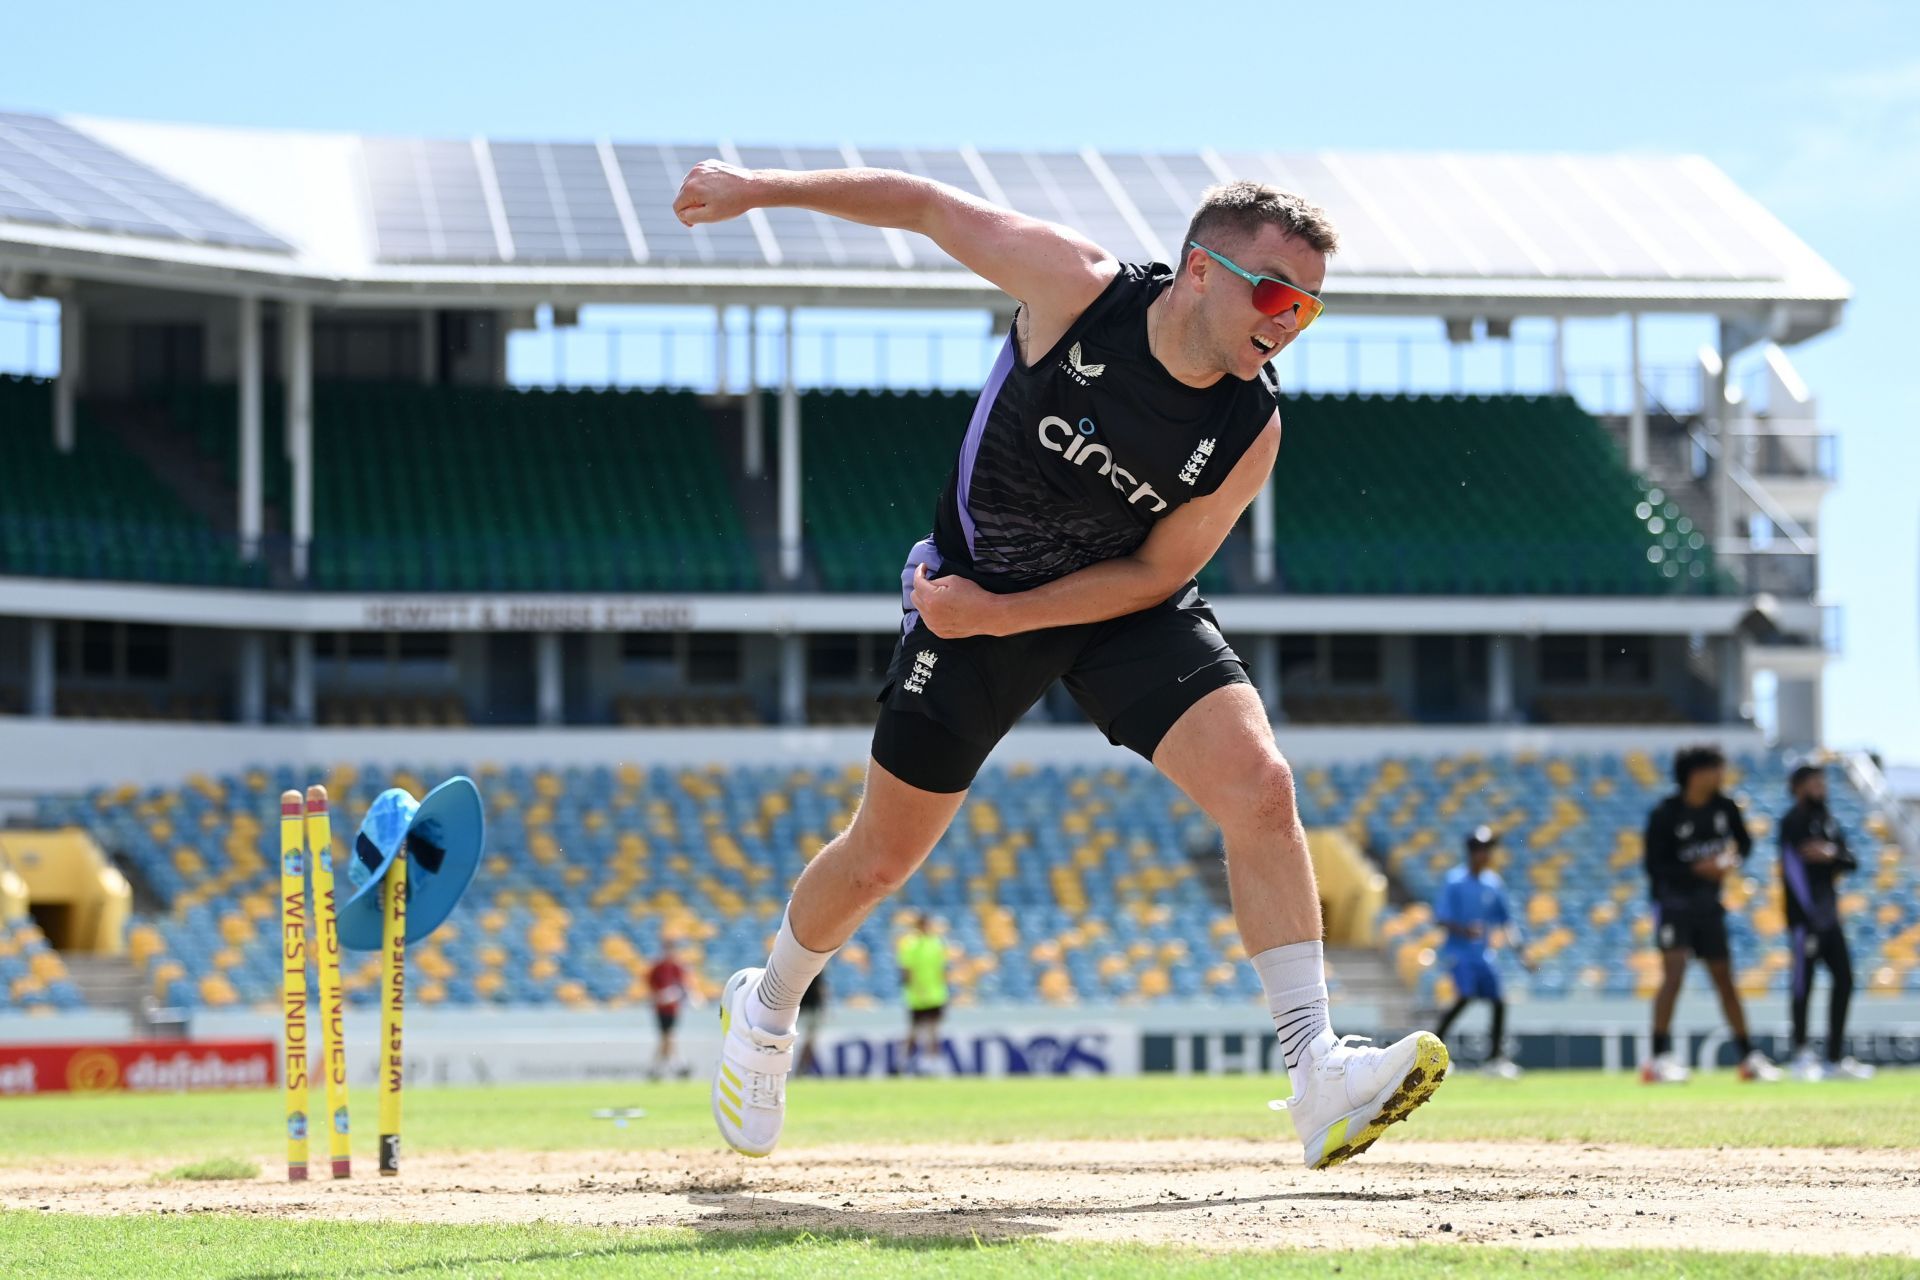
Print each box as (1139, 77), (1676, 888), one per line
(12, 0), (1919, 760)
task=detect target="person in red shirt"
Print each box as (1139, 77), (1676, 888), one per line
(647, 939), (690, 1081)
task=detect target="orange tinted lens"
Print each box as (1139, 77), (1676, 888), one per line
(1250, 278), (1323, 329)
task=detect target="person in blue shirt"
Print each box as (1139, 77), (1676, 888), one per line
(1433, 827), (1528, 1078)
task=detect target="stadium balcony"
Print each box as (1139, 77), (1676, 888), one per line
(35, 749), (1919, 1016)
(6, 377), (1731, 599)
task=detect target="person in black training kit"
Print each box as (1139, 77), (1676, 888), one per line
(1779, 763), (1876, 1081)
(1641, 744), (1781, 1083)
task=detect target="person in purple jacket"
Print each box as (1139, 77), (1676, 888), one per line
(1779, 763), (1875, 1081)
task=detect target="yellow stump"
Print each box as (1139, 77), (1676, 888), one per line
(305, 785), (351, 1180)
(277, 790), (310, 1183)
(378, 845), (407, 1176)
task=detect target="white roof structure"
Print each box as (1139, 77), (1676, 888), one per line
(0, 111), (1849, 338)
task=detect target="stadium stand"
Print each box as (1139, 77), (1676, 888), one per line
(1270, 393), (1726, 595)
(34, 750), (1919, 1015)
(797, 388), (1722, 596)
(0, 918), (87, 1012)
(0, 377), (256, 586)
(9, 379), (1722, 599)
(794, 389), (966, 593)
(1367, 752), (1919, 1006)
(159, 383), (756, 592)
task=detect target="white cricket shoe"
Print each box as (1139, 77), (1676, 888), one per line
(711, 968), (795, 1158)
(1791, 1048), (1827, 1083)
(1640, 1053), (1691, 1084)
(1269, 1032), (1449, 1170)
(1480, 1056), (1524, 1081)
(1738, 1050), (1783, 1083)
(1829, 1056), (1877, 1081)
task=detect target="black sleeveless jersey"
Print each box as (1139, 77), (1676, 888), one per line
(918, 261), (1277, 595)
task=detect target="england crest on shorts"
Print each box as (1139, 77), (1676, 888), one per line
(903, 650), (938, 695)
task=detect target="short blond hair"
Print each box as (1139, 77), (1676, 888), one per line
(1178, 181), (1339, 274)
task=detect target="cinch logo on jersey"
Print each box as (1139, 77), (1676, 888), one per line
(1178, 438), (1216, 486)
(902, 650), (937, 695)
(1060, 342), (1105, 386)
(1036, 416), (1168, 512)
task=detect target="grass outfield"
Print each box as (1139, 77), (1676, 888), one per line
(3, 1073), (1912, 1277)
(2, 1218), (1917, 1279)
(0, 1070), (1910, 1164)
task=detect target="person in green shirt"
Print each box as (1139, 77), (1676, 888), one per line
(897, 913), (949, 1075)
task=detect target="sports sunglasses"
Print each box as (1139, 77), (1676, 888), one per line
(1189, 241), (1326, 330)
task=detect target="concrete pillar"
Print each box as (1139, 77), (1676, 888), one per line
(535, 631), (563, 727)
(55, 297), (82, 453)
(1252, 469), (1276, 585)
(236, 630), (265, 725)
(713, 305), (729, 394)
(1774, 676), (1821, 751)
(237, 295), (263, 562)
(418, 309), (437, 386)
(283, 300), (313, 581)
(1627, 312), (1647, 472)
(1551, 315), (1567, 394)
(1702, 337), (1738, 546)
(1488, 634), (1515, 724)
(778, 308), (802, 580)
(1717, 635), (1747, 726)
(779, 632), (806, 725)
(289, 630), (315, 726)
(27, 619), (54, 718)
(1253, 635), (1281, 720)
(743, 310), (763, 477)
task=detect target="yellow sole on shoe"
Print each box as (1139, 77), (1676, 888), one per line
(1314, 1033), (1451, 1170)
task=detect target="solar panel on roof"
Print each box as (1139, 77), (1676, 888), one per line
(853, 147), (980, 268)
(609, 142), (767, 266)
(736, 145), (897, 267)
(489, 140), (634, 262)
(0, 112), (288, 251)
(1101, 152), (1211, 262)
(973, 150), (1159, 263)
(362, 137), (503, 263)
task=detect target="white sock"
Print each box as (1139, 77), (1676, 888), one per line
(745, 907), (836, 1035)
(1252, 939), (1337, 1097)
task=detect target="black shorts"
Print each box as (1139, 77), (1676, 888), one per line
(654, 1007), (679, 1035)
(872, 580), (1250, 793)
(910, 1005), (946, 1027)
(1653, 901), (1729, 962)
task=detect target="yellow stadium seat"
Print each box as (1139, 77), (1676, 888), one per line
(1137, 969), (1170, 998)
